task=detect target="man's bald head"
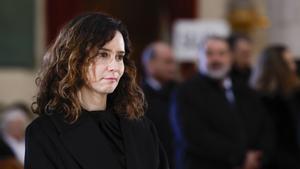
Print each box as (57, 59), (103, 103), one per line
(142, 42), (176, 83)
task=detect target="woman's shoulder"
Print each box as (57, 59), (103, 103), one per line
(25, 115), (50, 144)
(124, 115), (155, 128)
(26, 114), (50, 131)
(25, 113), (61, 139)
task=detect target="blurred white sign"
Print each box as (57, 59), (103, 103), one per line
(172, 19), (230, 61)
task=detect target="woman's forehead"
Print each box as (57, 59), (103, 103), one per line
(101, 31), (125, 52)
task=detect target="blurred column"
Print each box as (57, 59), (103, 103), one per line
(266, 0), (300, 58)
(35, 0), (46, 68)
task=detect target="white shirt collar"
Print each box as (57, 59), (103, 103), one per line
(146, 77), (162, 91)
(2, 132), (25, 164)
(223, 77), (233, 90)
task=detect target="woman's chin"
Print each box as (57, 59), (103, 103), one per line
(101, 86), (118, 94)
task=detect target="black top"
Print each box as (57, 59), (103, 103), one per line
(24, 109), (169, 169)
(84, 109), (126, 169)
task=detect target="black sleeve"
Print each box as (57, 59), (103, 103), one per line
(0, 136), (15, 160)
(148, 119), (170, 169)
(24, 121), (56, 169)
(158, 141), (170, 169)
(176, 86), (245, 166)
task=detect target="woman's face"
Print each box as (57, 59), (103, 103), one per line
(283, 50), (297, 73)
(85, 31), (125, 95)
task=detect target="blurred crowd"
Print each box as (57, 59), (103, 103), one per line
(140, 33), (300, 169)
(1, 32), (300, 169)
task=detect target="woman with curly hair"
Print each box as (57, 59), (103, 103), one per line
(25, 12), (169, 169)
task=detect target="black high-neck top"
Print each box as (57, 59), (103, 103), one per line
(83, 109), (126, 169)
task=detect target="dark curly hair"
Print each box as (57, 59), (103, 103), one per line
(32, 12), (145, 122)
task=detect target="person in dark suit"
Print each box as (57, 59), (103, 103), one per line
(173, 35), (272, 169)
(0, 103), (31, 166)
(0, 138), (22, 169)
(251, 45), (300, 169)
(227, 33), (253, 85)
(25, 12), (169, 169)
(141, 42), (177, 168)
(0, 137), (13, 157)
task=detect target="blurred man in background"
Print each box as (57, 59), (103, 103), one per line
(0, 136), (21, 169)
(141, 41), (177, 168)
(0, 103), (31, 167)
(174, 35), (272, 169)
(228, 34), (254, 85)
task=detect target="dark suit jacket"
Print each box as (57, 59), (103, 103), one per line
(142, 81), (176, 168)
(230, 66), (251, 86)
(0, 135), (15, 160)
(24, 111), (169, 169)
(175, 74), (273, 169)
(0, 135), (22, 169)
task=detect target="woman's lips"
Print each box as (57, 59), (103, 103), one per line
(103, 77), (118, 81)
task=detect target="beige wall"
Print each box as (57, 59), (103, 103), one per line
(0, 70), (37, 105)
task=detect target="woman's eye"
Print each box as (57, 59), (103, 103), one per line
(116, 54), (124, 61)
(98, 52), (109, 58)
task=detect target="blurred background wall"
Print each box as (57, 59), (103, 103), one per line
(0, 0), (299, 107)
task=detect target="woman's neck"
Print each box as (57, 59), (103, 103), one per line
(78, 86), (107, 111)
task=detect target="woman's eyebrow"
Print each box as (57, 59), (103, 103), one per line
(118, 51), (126, 55)
(99, 48), (125, 54)
(99, 48), (111, 52)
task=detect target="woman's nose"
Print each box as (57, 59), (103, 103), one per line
(107, 57), (119, 71)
